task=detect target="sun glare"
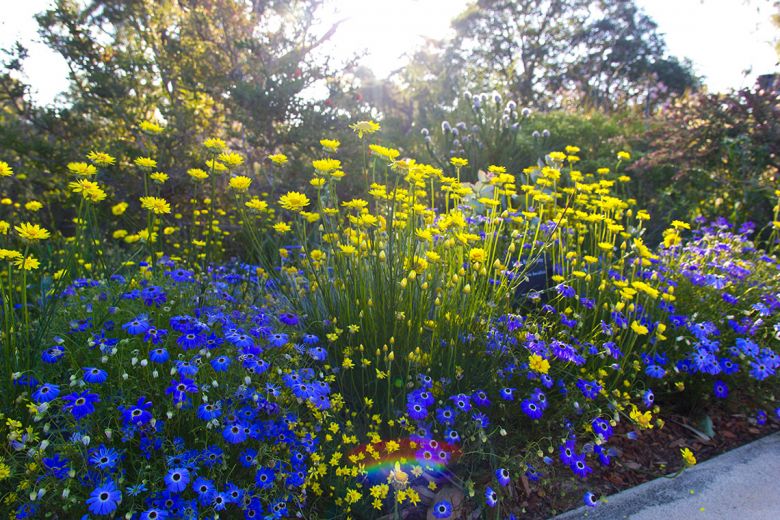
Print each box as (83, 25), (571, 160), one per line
(319, 0), (467, 77)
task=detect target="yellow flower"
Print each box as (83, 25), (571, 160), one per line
(339, 244), (357, 255)
(15, 222), (50, 241)
(187, 168), (209, 180)
(139, 120), (164, 134)
(617, 150), (631, 161)
(279, 191), (310, 212)
(0, 249), (22, 260)
(597, 167), (610, 175)
(680, 448), (697, 466)
(205, 159), (228, 172)
(312, 158), (342, 173)
(369, 144), (400, 161)
(341, 198), (368, 210)
(629, 406), (653, 429)
(468, 247), (487, 264)
(218, 151), (244, 167)
(150, 172), (168, 184)
(450, 157), (468, 167)
(203, 137), (226, 152)
(67, 161), (98, 176)
(310, 177), (326, 188)
(345, 489), (361, 505)
(671, 220), (690, 230)
(548, 151), (566, 162)
(488, 165), (506, 174)
(320, 139), (340, 152)
(273, 222), (291, 234)
(25, 201), (43, 212)
(139, 196), (171, 215)
(112, 229), (128, 239)
(0, 462), (11, 480)
(0, 161), (14, 177)
(86, 151), (115, 166)
(229, 176), (252, 191)
(0, 221), (9, 234)
(245, 198), (268, 212)
(134, 156), (157, 170)
(112, 202), (128, 216)
(630, 321), (648, 335)
(68, 179), (107, 202)
(268, 153), (288, 165)
(529, 354), (550, 374)
(14, 255), (40, 271)
(350, 120), (380, 138)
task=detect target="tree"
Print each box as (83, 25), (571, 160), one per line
(413, 0), (698, 111)
(3, 0), (361, 196)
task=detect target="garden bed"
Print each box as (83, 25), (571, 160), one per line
(522, 404), (780, 519)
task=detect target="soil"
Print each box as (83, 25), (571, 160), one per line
(514, 403), (780, 519)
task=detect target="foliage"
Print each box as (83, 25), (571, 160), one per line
(632, 83), (780, 236)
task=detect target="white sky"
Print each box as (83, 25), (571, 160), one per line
(1, 0), (778, 105)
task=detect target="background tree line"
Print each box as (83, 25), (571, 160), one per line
(1, 0), (778, 243)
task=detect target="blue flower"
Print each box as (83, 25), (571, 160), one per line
(89, 445), (121, 470)
(166, 377), (198, 405)
(485, 486), (498, 507)
(255, 468), (275, 490)
(164, 468), (190, 493)
(42, 454), (70, 479)
(432, 500), (453, 518)
(62, 391), (101, 419)
(83, 367), (108, 384)
(307, 346), (327, 362)
(750, 361), (774, 381)
(86, 480), (121, 516)
(122, 315), (151, 335)
(407, 401), (428, 421)
(120, 397), (153, 427)
(210, 355), (232, 372)
(591, 417), (613, 440)
(149, 347), (170, 363)
(584, 491), (599, 507)
(496, 468), (510, 487)
(223, 423), (249, 444)
(32, 383), (60, 403)
(713, 380), (728, 399)
(41, 345), (65, 364)
(144, 328), (168, 345)
(559, 440), (576, 465)
(500, 387), (516, 401)
(140, 509), (168, 520)
(521, 399), (544, 420)
(643, 389), (655, 408)
(197, 403), (221, 421)
(570, 453), (592, 478)
(192, 476), (216, 504)
(575, 378), (602, 400)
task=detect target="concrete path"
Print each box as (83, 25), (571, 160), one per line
(555, 432), (780, 520)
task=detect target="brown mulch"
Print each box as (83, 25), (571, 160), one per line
(514, 404), (780, 519)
